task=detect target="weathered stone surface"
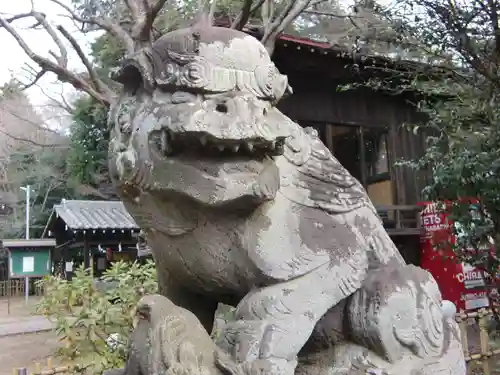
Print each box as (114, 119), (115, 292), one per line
(107, 19), (466, 375)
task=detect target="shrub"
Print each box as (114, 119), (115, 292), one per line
(36, 260), (157, 374)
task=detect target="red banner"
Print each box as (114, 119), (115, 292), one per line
(419, 201), (493, 311)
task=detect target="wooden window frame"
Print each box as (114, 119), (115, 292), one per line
(298, 121), (393, 188)
(361, 128), (391, 186)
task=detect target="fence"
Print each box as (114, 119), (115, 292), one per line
(0, 279), (45, 298)
(12, 358), (73, 375)
(456, 308), (500, 374)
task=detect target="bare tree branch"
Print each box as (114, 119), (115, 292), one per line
(209, 0), (218, 22)
(1, 98), (69, 141)
(133, 0), (170, 46)
(0, 127), (68, 149)
(124, 0), (141, 23)
(36, 85), (74, 114)
(231, 0), (264, 30)
(0, 2), (121, 106)
(48, 0), (135, 54)
(261, 0), (318, 54)
(302, 9), (361, 19)
(20, 70), (48, 91)
(56, 25), (115, 100)
(0, 13), (112, 105)
(29, 11), (68, 67)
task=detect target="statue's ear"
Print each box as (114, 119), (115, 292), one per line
(112, 51), (155, 94)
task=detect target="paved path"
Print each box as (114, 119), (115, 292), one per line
(0, 315), (54, 337)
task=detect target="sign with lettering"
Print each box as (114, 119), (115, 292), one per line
(419, 200), (494, 311)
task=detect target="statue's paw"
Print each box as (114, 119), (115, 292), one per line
(347, 264), (449, 363)
(102, 370), (125, 375)
(240, 358), (297, 375)
(165, 363), (210, 375)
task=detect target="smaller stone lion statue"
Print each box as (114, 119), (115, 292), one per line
(105, 294), (243, 375)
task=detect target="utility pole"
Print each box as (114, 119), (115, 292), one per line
(22, 185), (30, 240)
(20, 185), (30, 305)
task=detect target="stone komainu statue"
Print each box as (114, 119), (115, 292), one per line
(107, 19), (466, 375)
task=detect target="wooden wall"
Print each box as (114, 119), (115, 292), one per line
(274, 62), (428, 205)
(278, 88), (401, 128)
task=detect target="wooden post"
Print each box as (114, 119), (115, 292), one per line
(457, 315), (470, 360)
(7, 250), (11, 315)
(83, 232), (90, 270)
(479, 310), (491, 375)
(357, 127), (367, 189)
(325, 124), (334, 153)
(7, 279), (10, 315)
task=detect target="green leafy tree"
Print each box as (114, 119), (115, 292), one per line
(67, 97), (118, 199)
(363, 1), (500, 305)
(37, 260), (158, 374)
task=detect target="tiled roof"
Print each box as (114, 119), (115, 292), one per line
(51, 199), (139, 231)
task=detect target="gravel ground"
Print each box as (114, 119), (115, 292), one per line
(0, 297), (62, 374)
(0, 330), (62, 375)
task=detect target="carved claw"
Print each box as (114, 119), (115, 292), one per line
(252, 161), (279, 201)
(239, 359), (297, 375)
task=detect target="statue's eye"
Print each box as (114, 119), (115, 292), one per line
(179, 59), (209, 88)
(166, 64), (175, 77)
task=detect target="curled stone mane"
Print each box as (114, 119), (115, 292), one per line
(114, 22), (290, 103)
(152, 25), (252, 56)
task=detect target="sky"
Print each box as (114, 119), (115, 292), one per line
(0, 0), (392, 120)
(0, 0), (100, 117)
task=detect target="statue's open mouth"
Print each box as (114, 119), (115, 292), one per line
(150, 129), (287, 159)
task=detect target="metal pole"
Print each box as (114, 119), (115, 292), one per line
(7, 250), (11, 315)
(24, 185), (30, 305)
(25, 185), (30, 240)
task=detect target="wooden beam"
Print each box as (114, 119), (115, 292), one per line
(67, 239), (137, 249)
(358, 127), (367, 188)
(325, 124), (334, 153)
(83, 233), (90, 270)
(386, 228), (422, 236)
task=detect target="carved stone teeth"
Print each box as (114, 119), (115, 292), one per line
(200, 136), (208, 146)
(217, 144), (225, 152)
(232, 144), (240, 152)
(246, 142), (254, 152)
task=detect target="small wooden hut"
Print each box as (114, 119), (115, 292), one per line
(42, 199), (141, 278)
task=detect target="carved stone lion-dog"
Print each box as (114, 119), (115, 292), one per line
(107, 21), (466, 375)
